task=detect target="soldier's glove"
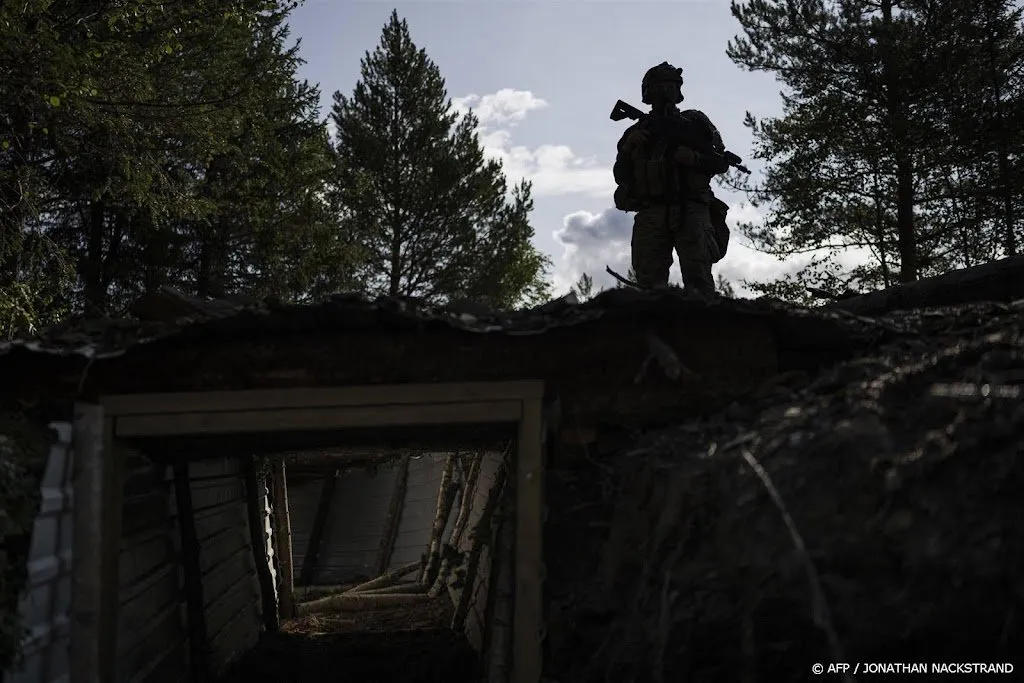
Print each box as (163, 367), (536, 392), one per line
(676, 147), (731, 175)
(621, 129), (649, 151)
(701, 154), (731, 175)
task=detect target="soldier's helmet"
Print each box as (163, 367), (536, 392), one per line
(641, 62), (684, 105)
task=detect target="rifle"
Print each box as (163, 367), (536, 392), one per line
(610, 99), (751, 174)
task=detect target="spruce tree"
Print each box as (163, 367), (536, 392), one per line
(330, 11), (550, 308)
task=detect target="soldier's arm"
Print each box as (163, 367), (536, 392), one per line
(699, 115), (729, 174)
(676, 110), (730, 175)
(674, 146), (730, 175)
(695, 152), (730, 175)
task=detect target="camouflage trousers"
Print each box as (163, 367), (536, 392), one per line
(631, 201), (718, 295)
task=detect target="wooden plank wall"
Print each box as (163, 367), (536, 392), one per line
(290, 466), (396, 584)
(389, 456), (455, 570)
(116, 451), (189, 683)
(188, 458), (262, 679)
(289, 455), (455, 585)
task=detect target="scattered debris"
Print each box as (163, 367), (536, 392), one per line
(296, 592), (429, 617)
(605, 266), (640, 289)
(343, 561), (421, 595)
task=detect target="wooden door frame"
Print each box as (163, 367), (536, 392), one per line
(71, 380), (546, 683)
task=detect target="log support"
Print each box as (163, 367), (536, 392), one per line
(244, 457), (279, 632)
(270, 460), (296, 619)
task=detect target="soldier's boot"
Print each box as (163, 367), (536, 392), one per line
(678, 260), (716, 299)
(674, 201), (717, 299)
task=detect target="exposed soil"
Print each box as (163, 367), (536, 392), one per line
(544, 301), (1024, 682)
(219, 596), (478, 683)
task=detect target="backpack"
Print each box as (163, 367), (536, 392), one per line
(613, 123), (643, 211)
(709, 194), (730, 262)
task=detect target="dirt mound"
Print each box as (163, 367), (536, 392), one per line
(546, 301), (1024, 682)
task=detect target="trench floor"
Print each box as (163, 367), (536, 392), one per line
(219, 595), (479, 683)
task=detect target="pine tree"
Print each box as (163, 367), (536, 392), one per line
(330, 11), (550, 308)
(931, 0), (1024, 259)
(726, 0), (1024, 301)
(715, 274), (736, 298)
(571, 273), (595, 301)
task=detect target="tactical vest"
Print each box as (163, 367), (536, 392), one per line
(615, 115), (717, 208)
(630, 135), (683, 203)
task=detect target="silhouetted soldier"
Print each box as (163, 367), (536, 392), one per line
(612, 62), (730, 296)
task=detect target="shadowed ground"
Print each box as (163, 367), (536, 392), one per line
(543, 301), (1024, 682)
(219, 597), (478, 683)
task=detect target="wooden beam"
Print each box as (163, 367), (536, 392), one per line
(374, 457), (410, 577)
(114, 400), (523, 438)
(270, 460), (296, 619)
(448, 451), (484, 549)
(98, 416), (123, 683)
(243, 458), (279, 632)
(70, 404), (104, 683)
(172, 460), (210, 682)
(299, 469), (340, 585)
(513, 398), (546, 683)
(101, 380), (546, 416)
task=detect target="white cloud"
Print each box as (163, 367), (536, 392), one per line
(452, 89), (548, 126)
(551, 200), (873, 297)
(452, 89), (613, 198)
(552, 208), (633, 293)
(448, 90), (876, 298)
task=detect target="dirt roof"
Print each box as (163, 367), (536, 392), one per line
(0, 287), (911, 430)
(0, 286), (894, 361)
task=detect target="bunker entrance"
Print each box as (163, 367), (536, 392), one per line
(222, 445), (515, 683)
(78, 382), (544, 683)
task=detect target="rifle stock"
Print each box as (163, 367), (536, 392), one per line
(609, 99), (642, 122)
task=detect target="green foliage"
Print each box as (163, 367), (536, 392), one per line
(1, 0), (352, 332)
(727, 0), (1024, 302)
(330, 11), (550, 309)
(2, 3), (554, 330)
(0, 231), (75, 340)
(0, 413), (54, 670)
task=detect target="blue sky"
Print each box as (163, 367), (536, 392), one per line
(286, 0), (807, 295)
